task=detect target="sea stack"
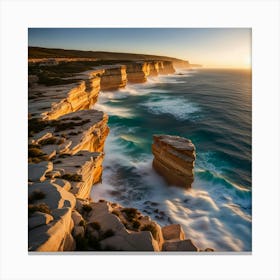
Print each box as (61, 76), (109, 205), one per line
(152, 135), (196, 188)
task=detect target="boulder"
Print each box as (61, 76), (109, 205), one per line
(152, 135), (196, 188)
(100, 231), (159, 251)
(162, 224), (185, 241)
(162, 239), (198, 251)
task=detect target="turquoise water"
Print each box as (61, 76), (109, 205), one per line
(91, 68), (252, 252)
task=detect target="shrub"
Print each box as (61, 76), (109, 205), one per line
(82, 204), (93, 213)
(121, 208), (138, 221)
(61, 173), (82, 182)
(111, 210), (120, 217)
(28, 203), (51, 216)
(28, 157), (44, 164)
(28, 147), (44, 157)
(28, 190), (46, 203)
(132, 220), (141, 230)
(69, 131), (79, 136)
(28, 118), (48, 136)
(71, 116), (82, 121)
(56, 138), (64, 145)
(88, 235), (101, 250)
(89, 221), (101, 230)
(101, 229), (115, 239)
(78, 220), (86, 227)
(75, 235), (89, 251)
(38, 137), (57, 145)
(141, 224), (158, 239)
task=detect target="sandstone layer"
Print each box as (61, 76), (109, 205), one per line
(152, 135), (196, 188)
(100, 65), (127, 90)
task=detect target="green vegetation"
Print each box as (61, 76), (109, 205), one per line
(75, 235), (89, 251)
(141, 224), (158, 239)
(28, 46), (187, 63)
(28, 190), (46, 203)
(28, 203), (51, 216)
(101, 229), (115, 239)
(121, 207), (138, 222)
(28, 145), (48, 163)
(71, 116), (82, 121)
(88, 222), (101, 231)
(78, 220), (86, 227)
(82, 204), (93, 213)
(61, 173), (82, 182)
(87, 235), (101, 250)
(28, 147), (44, 157)
(132, 220), (141, 230)
(111, 210), (120, 217)
(28, 118), (49, 136)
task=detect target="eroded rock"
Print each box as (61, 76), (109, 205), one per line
(162, 224), (185, 241)
(162, 239), (198, 251)
(152, 135), (196, 188)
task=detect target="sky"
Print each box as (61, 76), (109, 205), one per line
(28, 28), (251, 69)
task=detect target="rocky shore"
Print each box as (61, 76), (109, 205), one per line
(28, 58), (213, 252)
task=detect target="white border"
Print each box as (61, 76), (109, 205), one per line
(0, 0), (279, 279)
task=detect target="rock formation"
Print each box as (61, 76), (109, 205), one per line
(100, 65), (127, 90)
(152, 135), (196, 188)
(126, 62), (149, 83)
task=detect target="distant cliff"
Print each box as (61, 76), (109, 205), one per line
(28, 46), (191, 68)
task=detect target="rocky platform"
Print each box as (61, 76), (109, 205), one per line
(152, 135), (196, 188)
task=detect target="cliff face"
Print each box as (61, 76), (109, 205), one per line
(100, 65), (127, 91)
(160, 61), (176, 74)
(42, 74), (102, 120)
(152, 135), (196, 188)
(126, 62), (148, 83)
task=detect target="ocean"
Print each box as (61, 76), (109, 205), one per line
(91, 68), (252, 252)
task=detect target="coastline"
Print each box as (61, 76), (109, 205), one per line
(28, 59), (212, 252)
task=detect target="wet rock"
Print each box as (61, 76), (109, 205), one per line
(162, 224), (185, 241)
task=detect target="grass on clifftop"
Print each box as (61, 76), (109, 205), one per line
(28, 203), (51, 216)
(61, 173), (83, 182)
(141, 224), (158, 239)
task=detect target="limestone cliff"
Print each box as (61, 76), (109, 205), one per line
(126, 62), (149, 83)
(152, 135), (196, 188)
(100, 65), (127, 90)
(42, 72), (103, 120)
